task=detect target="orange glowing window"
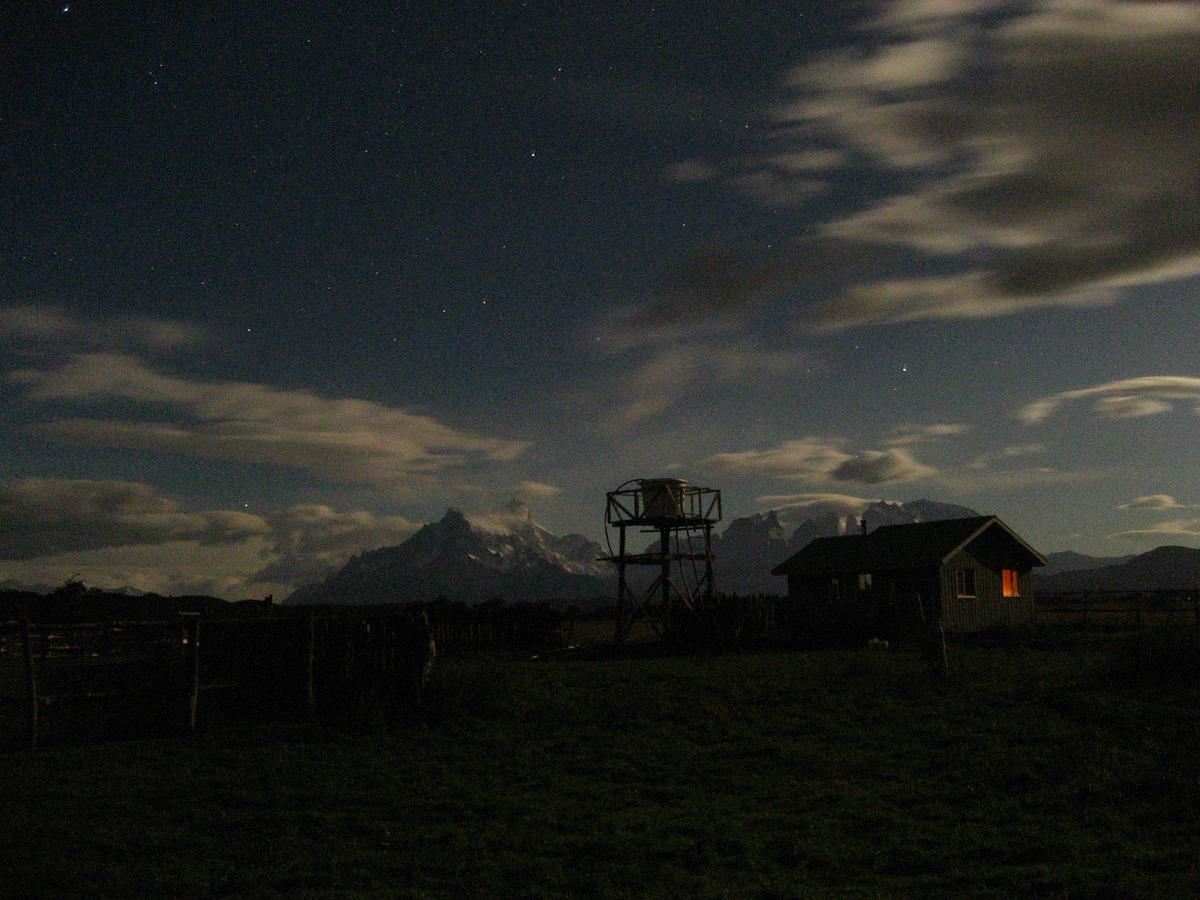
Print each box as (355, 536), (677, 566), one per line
(1002, 569), (1020, 597)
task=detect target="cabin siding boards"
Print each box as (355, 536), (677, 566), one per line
(771, 516), (1046, 637)
(940, 546), (1034, 632)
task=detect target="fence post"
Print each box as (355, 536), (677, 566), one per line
(305, 612), (316, 720)
(21, 621), (38, 753)
(936, 620), (949, 680)
(184, 615), (200, 741)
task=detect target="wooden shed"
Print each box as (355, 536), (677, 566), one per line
(770, 516), (1047, 638)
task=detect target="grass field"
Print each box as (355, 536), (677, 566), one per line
(2, 630), (1198, 897)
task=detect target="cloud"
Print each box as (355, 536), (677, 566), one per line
(0, 538), (276, 599)
(0, 478), (268, 560)
(935, 466), (1092, 492)
(702, 437), (933, 485)
(1111, 518), (1200, 540)
(9, 354), (528, 487)
(601, 340), (806, 427)
(0, 304), (205, 352)
(1117, 494), (1196, 511)
(831, 449), (935, 484)
(0, 480), (428, 596)
(1016, 376), (1200, 424)
(670, 1), (1200, 331)
(765, 149), (847, 173)
(514, 480), (564, 499)
(250, 504), (421, 587)
(966, 442), (1045, 469)
(755, 492), (877, 511)
(884, 422), (968, 446)
(753, 492), (883, 531)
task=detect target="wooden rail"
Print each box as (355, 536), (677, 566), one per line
(1, 605), (573, 751)
(1035, 590), (1200, 628)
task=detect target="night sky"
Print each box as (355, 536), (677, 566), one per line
(3, 1), (1199, 597)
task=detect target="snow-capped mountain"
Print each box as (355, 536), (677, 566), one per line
(714, 498), (981, 595)
(288, 500), (610, 605)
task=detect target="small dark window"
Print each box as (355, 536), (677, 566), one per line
(829, 577), (841, 601)
(858, 573), (872, 592)
(955, 568), (976, 598)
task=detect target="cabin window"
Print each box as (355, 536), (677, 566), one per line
(829, 577), (841, 601)
(858, 573), (872, 592)
(955, 568), (976, 598)
(1002, 568), (1020, 597)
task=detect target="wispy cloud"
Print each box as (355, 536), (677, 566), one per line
(755, 492), (878, 510)
(0, 304), (206, 352)
(0, 477), (268, 560)
(513, 480), (564, 499)
(1117, 494), (1197, 511)
(966, 442), (1045, 469)
(1017, 376), (1200, 425)
(0, 477), (427, 596)
(9, 354), (528, 487)
(594, 339), (807, 428)
(664, 0), (1200, 331)
(1111, 518), (1200, 540)
(935, 466), (1091, 492)
(884, 422), (968, 447)
(702, 437), (934, 485)
(249, 504), (421, 588)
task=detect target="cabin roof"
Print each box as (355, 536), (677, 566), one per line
(770, 515), (1047, 576)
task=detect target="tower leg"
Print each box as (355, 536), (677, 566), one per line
(703, 523), (714, 608)
(660, 526), (671, 636)
(614, 525), (627, 643)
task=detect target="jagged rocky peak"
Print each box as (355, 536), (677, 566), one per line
(289, 498), (611, 605)
(719, 509), (786, 544)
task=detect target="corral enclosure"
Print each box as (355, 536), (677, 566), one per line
(0, 601), (572, 750)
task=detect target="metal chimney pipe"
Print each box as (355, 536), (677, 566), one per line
(860, 518), (867, 535)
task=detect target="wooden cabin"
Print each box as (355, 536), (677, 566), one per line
(770, 516), (1047, 638)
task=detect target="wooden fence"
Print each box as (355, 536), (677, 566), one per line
(1035, 590), (1200, 628)
(0, 603), (574, 750)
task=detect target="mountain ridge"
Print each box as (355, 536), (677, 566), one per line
(288, 497), (985, 605)
(1034, 546), (1200, 591)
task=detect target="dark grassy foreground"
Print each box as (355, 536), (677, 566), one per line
(2, 631), (1198, 898)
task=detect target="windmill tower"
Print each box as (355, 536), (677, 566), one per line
(601, 478), (722, 642)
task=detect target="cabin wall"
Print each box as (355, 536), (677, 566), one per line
(787, 569), (938, 640)
(939, 538), (1034, 632)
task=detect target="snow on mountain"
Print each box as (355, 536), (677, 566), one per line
(714, 498), (981, 595)
(288, 501), (609, 605)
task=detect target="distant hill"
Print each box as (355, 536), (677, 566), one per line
(1035, 546), (1200, 591)
(1037, 551), (1134, 579)
(0, 584), (231, 622)
(0, 579), (57, 595)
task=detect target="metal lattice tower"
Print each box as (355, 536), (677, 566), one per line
(600, 478), (722, 642)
